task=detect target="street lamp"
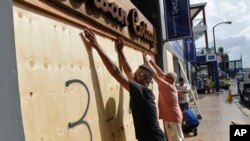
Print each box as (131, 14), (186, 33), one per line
(212, 21), (232, 92)
(213, 21), (232, 54)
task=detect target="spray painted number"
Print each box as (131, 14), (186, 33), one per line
(65, 79), (92, 141)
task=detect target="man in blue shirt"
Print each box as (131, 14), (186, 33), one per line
(182, 110), (199, 136)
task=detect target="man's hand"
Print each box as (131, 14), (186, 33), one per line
(115, 37), (124, 52)
(143, 52), (149, 65)
(83, 27), (100, 49)
(143, 52), (154, 65)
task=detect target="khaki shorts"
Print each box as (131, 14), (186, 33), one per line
(164, 121), (184, 141)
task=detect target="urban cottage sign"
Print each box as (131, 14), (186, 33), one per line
(52, 0), (157, 48)
(93, 0), (129, 26)
(94, 0), (156, 47)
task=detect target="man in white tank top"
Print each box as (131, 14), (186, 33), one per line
(176, 77), (190, 111)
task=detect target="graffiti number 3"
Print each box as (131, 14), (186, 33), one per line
(65, 79), (92, 141)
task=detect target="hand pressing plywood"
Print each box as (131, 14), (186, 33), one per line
(13, 2), (151, 141)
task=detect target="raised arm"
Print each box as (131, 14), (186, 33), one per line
(116, 38), (134, 80)
(149, 60), (165, 79)
(83, 28), (130, 91)
(143, 53), (164, 85)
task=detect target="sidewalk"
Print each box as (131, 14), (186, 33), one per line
(184, 92), (250, 141)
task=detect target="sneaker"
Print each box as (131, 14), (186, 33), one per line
(194, 128), (197, 136)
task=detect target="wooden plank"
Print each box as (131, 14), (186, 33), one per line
(13, 2), (161, 141)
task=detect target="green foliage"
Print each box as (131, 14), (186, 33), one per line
(221, 79), (231, 87)
(218, 47), (230, 55)
(218, 47), (224, 54)
(220, 79), (231, 90)
(202, 78), (215, 88)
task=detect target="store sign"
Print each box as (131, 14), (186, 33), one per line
(92, 0), (129, 26)
(165, 0), (192, 41)
(52, 0), (157, 48)
(184, 37), (196, 62)
(206, 54), (216, 62)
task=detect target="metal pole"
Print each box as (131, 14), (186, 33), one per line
(213, 27), (216, 54)
(213, 25), (220, 92)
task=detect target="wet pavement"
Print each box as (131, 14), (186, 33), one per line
(184, 91), (250, 141)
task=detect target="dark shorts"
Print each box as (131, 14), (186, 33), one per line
(182, 123), (199, 133)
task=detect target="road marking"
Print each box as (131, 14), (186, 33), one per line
(236, 102), (250, 116)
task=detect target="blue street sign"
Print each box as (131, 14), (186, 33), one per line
(165, 0), (192, 40)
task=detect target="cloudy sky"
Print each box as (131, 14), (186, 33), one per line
(190, 0), (250, 68)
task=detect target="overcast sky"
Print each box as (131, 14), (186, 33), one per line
(190, 0), (250, 68)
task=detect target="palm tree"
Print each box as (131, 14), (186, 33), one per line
(218, 47), (230, 55)
(218, 47), (230, 77)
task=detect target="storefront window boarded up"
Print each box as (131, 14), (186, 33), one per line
(13, 1), (160, 141)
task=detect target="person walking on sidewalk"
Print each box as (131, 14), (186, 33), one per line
(144, 55), (184, 141)
(83, 27), (166, 141)
(176, 77), (190, 111)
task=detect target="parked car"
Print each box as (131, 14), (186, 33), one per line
(238, 73), (250, 105)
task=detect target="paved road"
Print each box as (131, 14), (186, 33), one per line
(184, 91), (250, 141)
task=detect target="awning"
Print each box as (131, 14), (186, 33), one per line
(190, 2), (207, 20)
(190, 2), (207, 40)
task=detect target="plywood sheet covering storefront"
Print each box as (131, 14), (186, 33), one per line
(13, 2), (159, 141)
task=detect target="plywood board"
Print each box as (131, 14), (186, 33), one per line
(13, 2), (162, 141)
